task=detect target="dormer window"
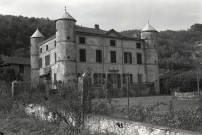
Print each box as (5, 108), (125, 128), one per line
(110, 40), (116, 46)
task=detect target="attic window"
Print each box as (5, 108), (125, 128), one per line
(40, 48), (42, 53)
(46, 45), (48, 51)
(110, 40), (116, 46)
(67, 36), (70, 40)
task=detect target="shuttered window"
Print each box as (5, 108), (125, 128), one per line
(96, 50), (102, 63)
(45, 55), (50, 66)
(39, 58), (42, 68)
(123, 74), (133, 84)
(110, 51), (116, 63)
(137, 53), (142, 64)
(94, 73), (106, 84)
(80, 49), (86, 62)
(124, 52), (132, 64)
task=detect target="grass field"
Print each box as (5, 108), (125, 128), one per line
(112, 95), (200, 112)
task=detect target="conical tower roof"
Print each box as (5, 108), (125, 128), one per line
(31, 28), (45, 38)
(142, 21), (157, 32)
(56, 7), (76, 22)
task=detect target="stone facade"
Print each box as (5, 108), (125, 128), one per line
(30, 9), (160, 93)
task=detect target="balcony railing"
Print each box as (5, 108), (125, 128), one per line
(39, 66), (51, 77)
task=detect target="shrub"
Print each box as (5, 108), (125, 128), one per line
(0, 98), (14, 112)
(91, 99), (119, 116)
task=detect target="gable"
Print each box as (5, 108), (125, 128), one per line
(105, 29), (123, 38)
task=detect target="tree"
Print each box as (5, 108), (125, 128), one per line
(0, 56), (3, 75)
(190, 24), (202, 32)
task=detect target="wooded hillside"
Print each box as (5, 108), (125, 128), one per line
(0, 14), (55, 56)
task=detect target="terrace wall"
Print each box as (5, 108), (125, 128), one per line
(85, 115), (202, 135)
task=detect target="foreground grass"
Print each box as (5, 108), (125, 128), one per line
(113, 96), (199, 112)
(0, 111), (62, 135)
(0, 111), (109, 135)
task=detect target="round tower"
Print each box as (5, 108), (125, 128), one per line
(55, 8), (77, 83)
(30, 28), (45, 88)
(141, 22), (160, 94)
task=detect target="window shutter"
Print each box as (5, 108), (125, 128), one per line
(117, 74), (121, 88)
(130, 74), (133, 84)
(130, 53), (132, 64)
(124, 52), (127, 63)
(107, 74), (111, 83)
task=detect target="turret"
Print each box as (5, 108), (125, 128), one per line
(55, 7), (77, 83)
(30, 28), (45, 88)
(141, 22), (159, 94)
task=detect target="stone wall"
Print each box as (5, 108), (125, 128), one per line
(85, 115), (202, 135)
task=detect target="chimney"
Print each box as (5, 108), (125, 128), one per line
(95, 24), (99, 29)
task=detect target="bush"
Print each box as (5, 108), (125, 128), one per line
(164, 70), (201, 92)
(0, 98), (14, 112)
(91, 99), (119, 116)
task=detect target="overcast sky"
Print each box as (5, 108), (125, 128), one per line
(0, 0), (201, 32)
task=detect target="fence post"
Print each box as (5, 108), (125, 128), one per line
(127, 76), (130, 120)
(197, 72), (201, 111)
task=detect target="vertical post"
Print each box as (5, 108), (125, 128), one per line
(78, 75), (84, 129)
(197, 72), (201, 110)
(127, 76), (130, 120)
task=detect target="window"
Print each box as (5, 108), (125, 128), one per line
(54, 73), (57, 84)
(55, 53), (57, 63)
(45, 55), (50, 66)
(107, 74), (121, 87)
(123, 74), (133, 84)
(79, 37), (86, 44)
(80, 49), (86, 62)
(136, 43), (141, 49)
(110, 51), (116, 63)
(40, 48), (42, 53)
(54, 41), (56, 47)
(138, 74), (142, 83)
(110, 40), (116, 46)
(46, 45), (48, 51)
(94, 73), (106, 84)
(96, 50), (102, 63)
(137, 53), (142, 64)
(124, 52), (132, 64)
(39, 58), (42, 68)
(19, 65), (24, 74)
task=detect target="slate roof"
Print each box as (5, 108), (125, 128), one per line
(1, 55), (30, 66)
(56, 9), (76, 21)
(76, 26), (107, 35)
(31, 28), (45, 38)
(76, 26), (143, 41)
(142, 23), (157, 32)
(38, 26), (143, 45)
